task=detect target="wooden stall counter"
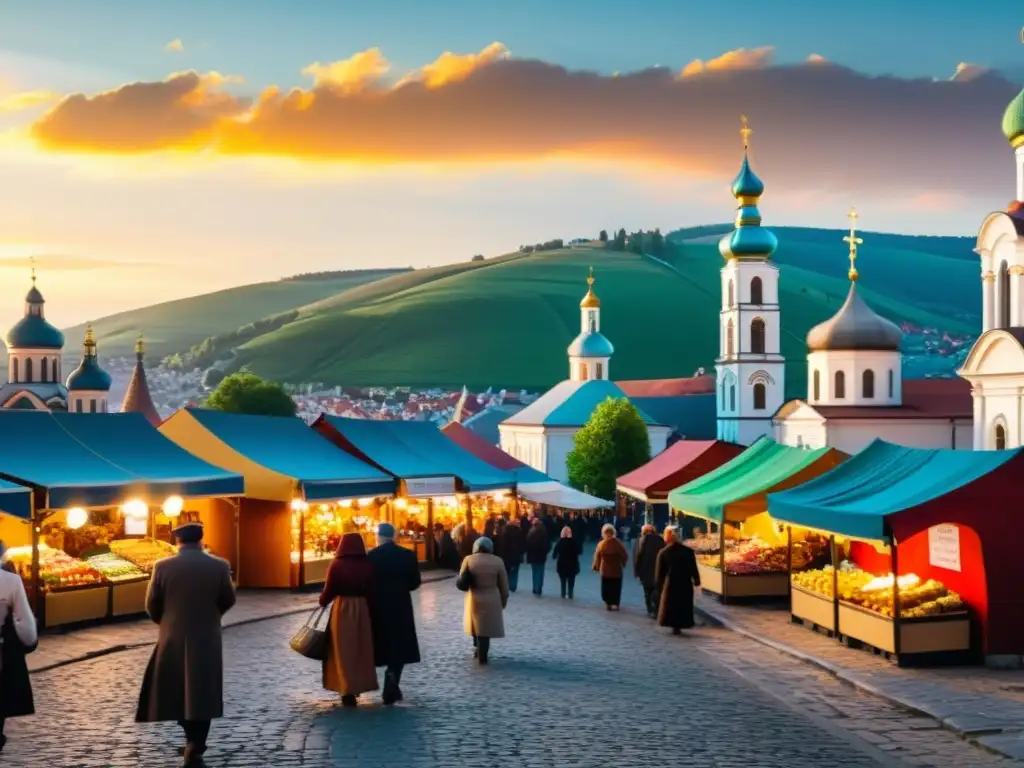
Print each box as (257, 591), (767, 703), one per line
(44, 585), (110, 628)
(838, 601), (970, 659)
(111, 578), (150, 617)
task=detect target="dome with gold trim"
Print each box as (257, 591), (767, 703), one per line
(1004, 88), (1024, 149)
(718, 116), (777, 261)
(66, 325), (112, 391)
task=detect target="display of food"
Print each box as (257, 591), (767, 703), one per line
(86, 552), (147, 582)
(291, 507), (380, 562)
(697, 537), (790, 574)
(4, 544), (105, 591)
(683, 533), (726, 554)
(791, 562), (966, 618)
(109, 538), (176, 573)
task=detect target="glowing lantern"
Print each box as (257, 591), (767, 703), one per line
(65, 507), (88, 530)
(162, 495), (184, 518)
(121, 499), (149, 519)
(395, 498), (409, 510)
(290, 498), (309, 512)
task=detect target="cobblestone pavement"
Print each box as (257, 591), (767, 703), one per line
(3, 555), (1008, 768)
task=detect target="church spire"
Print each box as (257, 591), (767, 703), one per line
(121, 331), (161, 425)
(719, 114), (778, 261)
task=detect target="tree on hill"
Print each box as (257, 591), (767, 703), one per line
(205, 372), (297, 417)
(598, 229), (609, 243)
(566, 398), (651, 499)
(628, 230), (645, 254)
(471, 254), (485, 262)
(648, 228), (665, 257)
(202, 367), (225, 389)
(612, 228), (627, 251)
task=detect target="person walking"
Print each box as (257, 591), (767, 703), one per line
(524, 518), (550, 596)
(655, 526), (701, 635)
(367, 523), (421, 706)
(318, 533), (378, 707)
(593, 524), (629, 611)
(438, 526), (460, 571)
(458, 524), (480, 562)
(499, 517), (525, 593)
(0, 541), (36, 755)
(458, 537), (509, 665)
(135, 523), (236, 767)
(634, 524), (665, 618)
(551, 526), (581, 599)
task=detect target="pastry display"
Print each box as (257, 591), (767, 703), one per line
(791, 563), (966, 618)
(4, 544), (104, 591)
(86, 552), (147, 582)
(109, 538), (176, 573)
(696, 537), (799, 574)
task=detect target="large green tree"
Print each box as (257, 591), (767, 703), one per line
(566, 397), (651, 499)
(204, 372), (297, 417)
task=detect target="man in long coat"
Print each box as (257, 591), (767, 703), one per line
(633, 524), (665, 618)
(655, 526), (700, 635)
(367, 523), (421, 705)
(136, 522), (236, 766)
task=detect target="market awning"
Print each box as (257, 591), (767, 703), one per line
(0, 477), (32, 520)
(52, 412), (243, 500)
(314, 416), (515, 493)
(668, 437), (844, 523)
(767, 439), (1022, 540)
(617, 439), (746, 502)
(441, 421), (549, 484)
(517, 481), (614, 510)
(160, 408), (395, 502)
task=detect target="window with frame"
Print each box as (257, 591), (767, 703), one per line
(862, 369), (875, 399)
(750, 276), (763, 305)
(834, 370), (846, 399)
(753, 382), (766, 410)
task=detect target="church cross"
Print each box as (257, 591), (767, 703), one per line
(740, 115), (752, 150)
(843, 207), (863, 281)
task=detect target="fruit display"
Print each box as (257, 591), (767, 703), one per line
(791, 562), (966, 618)
(683, 533), (725, 554)
(4, 544), (104, 591)
(43, 520), (122, 558)
(697, 537), (790, 574)
(291, 507), (379, 562)
(790, 535), (830, 570)
(109, 538), (176, 573)
(86, 553), (147, 582)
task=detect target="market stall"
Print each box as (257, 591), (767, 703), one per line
(668, 437), (844, 602)
(617, 440), (746, 529)
(314, 415), (516, 551)
(160, 408), (396, 588)
(0, 410), (243, 627)
(769, 439), (1023, 666)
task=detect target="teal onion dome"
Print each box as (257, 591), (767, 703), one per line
(6, 282), (64, 349)
(731, 154), (764, 198)
(1004, 88), (1024, 149)
(65, 326), (111, 391)
(719, 226), (778, 260)
(568, 332), (614, 358)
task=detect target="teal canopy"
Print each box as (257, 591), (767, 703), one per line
(767, 439), (1021, 540)
(315, 416), (515, 492)
(52, 412), (243, 500)
(0, 477), (32, 520)
(186, 408), (395, 501)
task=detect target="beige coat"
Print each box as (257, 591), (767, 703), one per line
(135, 547), (236, 722)
(460, 552), (509, 639)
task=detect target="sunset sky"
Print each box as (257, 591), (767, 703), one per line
(0, 0), (1022, 329)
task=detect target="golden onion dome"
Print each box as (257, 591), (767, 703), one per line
(580, 267), (600, 308)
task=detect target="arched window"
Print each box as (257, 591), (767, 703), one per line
(596, 362), (604, 380)
(52, 358), (59, 382)
(834, 370), (846, 399)
(862, 369), (875, 399)
(813, 370), (820, 401)
(24, 358), (33, 383)
(90, 399), (98, 414)
(41, 357), (49, 382)
(888, 369), (894, 398)
(750, 276), (763, 305)
(578, 363), (588, 381)
(726, 319), (735, 357)
(995, 424), (1007, 450)
(76, 399), (83, 413)
(11, 358), (18, 383)
(750, 318), (766, 354)
(727, 280), (734, 308)
(729, 384), (736, 412)
(998, 261), (1011, 328)
(753, 383), (766, 410)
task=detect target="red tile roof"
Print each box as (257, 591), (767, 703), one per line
(616, 439), (746, 500)
(616, 375), (716, 398)
(440, 421), (528, 471)
(811, 378), (972, 421)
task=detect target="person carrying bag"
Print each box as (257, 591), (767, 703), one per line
(290, 605), (331, 660)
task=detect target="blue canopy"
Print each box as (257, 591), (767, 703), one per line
(315, 416), (515, 492)
(185, 408), (395, 501)
(52, 412), (244, 500)
(0, 477), (32, 520)
(767, 439), (1021, 540)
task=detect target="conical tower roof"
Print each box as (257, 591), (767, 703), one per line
(120, 333), (161, 425)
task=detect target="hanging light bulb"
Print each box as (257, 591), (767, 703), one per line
(162, 496), (184, 518)
(339, 499), (353, 508)
(65, 507), (88, 530)
(121, 499), (149, 519)
(290, 498), (309, 512)
(395, 498), (409, 510)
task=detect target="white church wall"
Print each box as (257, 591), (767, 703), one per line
(8, 349), (62, 385)
(827, 420), (970, 455)
(970, 385), (1024, 450)
(807, 349), (901, 407)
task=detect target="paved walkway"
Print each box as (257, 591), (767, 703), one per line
(694, 594), (1024, 760)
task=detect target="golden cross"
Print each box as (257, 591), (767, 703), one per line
(843, 207), (863, 281)
(30, 255), (36, 283)
(740, 115), (752, 150)
(587, 265), (594, 286)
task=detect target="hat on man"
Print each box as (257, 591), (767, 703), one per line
(377, 522), (396, 539)
(172, 521), (204, 544)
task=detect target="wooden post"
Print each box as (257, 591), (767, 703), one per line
(298, 502), (306, 588)
(233, 497), (241, 586)
(719, 519), (727, 603)
(426, 498), (435, 564)
(892, 539), (902, 657)
(786, 526), (793, 599)
(830, 536), (839, 635)
(31, 507), (41, 621)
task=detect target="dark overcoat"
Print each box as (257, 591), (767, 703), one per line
(655, 542), (701, 629)
(135, 548), (236, 722)
(634, 533), (665, 587)
(0, 608), (34, 719)
(551, 537), (581, 577)
(367, 541), (422, 667)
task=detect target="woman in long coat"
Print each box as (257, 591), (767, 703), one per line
(319, 533), (378, 706)
(551, 526), (581, 599)
(0, 551), (36, 754)
(592, 523), (629, 610)
(459, 537), (509, 665)
(655, 526), (701, 634)
(634, 524), (666, 618)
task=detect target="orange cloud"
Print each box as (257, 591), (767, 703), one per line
(680, 46), (775, 77)
(24, 47), (1020, 198)
(408, 41), (509, 88)
(806, 53), (827, 64)
(951, 62), (987, 82)
(165, 39), (184, 53)
(0, 89), (60, 113)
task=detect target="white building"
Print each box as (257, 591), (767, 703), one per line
(715, 117), (786, 445)
(775, 210), (973, 454)
(957, 85), (1024, 449)
(499, 271), (670, 484)
(0, 273), (69, 410)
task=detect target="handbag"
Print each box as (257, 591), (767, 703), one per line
(289, 605), (330, 660)
(455, 565), (474, 592)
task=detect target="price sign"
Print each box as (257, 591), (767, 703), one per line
(928, 525), (961, 572)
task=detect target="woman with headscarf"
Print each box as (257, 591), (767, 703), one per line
(318, 533), (378, 706)
(592, 523), (629, 611)
(0, 541), (36, 754)
(458, 537), (509, 665)
(551, 526), (581, 599)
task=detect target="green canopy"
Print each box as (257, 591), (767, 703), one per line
(667, 437), (837, 523)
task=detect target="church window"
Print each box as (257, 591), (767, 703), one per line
(579, 363), (588, 381)
(750, 318), (766, 354)
(888, 369), (894, 398)
(41, 357), (48, 382)
(729, 384), (736, 411)
(90, 399), (97, 413)
(76, 399), (83, 413)
(813, 370), (820, 401)
(995, 424), (1006, 450)
(753, 383), (766, 410)
(726, 319), (735, 357)
(596, 362), (604, 379)
(862, 369), (875, 399)
(999, 261), (1010, 328)
(11, 358), (18, 383)
(727, 280), (734, 307)
(52, 358), (59, 382)
(750, 277), (763, 305)
(834, 370), (846, 399)
(24, 358), (33, 383)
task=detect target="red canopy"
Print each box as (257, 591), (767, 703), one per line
(616, 440), (746, 501)
(441, 421), (530, 472)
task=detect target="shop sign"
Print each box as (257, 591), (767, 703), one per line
(928, 525), (961, 572)
(124, 515), (148, 536)
(406, 476), (456, 498)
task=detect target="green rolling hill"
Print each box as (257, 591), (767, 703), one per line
(59, 226), (981, 390)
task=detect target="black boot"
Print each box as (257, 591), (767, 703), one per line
(342, 694), (358, 707)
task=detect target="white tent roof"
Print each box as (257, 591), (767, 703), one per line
(518, 480), (614, 510)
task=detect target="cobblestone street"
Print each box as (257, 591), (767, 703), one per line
(2, 559), (1010, 767)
